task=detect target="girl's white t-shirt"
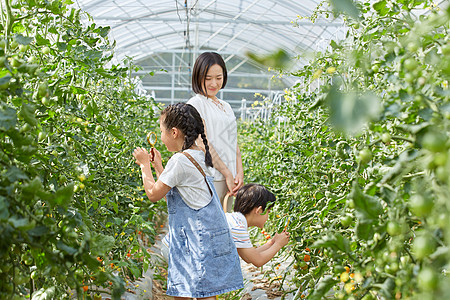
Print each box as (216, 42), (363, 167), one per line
(158, 149), (213, 210)
(187, 94), (237, 181)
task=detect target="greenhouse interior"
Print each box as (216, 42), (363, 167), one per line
(1, 0), (450, 299)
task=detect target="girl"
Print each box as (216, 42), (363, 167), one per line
(132, 103), (243, 299)
(187, 52), (244, 211)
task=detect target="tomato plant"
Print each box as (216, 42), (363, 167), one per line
(240, 0), (450, 299)
(0, 0), (165, 298)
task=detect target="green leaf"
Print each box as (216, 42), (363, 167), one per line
(22, 177), (43, 196)
(28, 225), (49, 237)
(5, 166), (29, 182)
(32, 287), (56, 300)
(107, 125), (125, 141)
(35, 34), (50, 46)
(95, 68), (115, 79)
(57, 240), (77, 255)
(329, 0), (360, 19)
(0, 104), (17, 131)
(0, 74), (12, 89)
(9, 216), (34, 230)
(19, 103), (37, 126)
(312, 233), (350, 253)
(0, 196), (9, 220)
(14, 33), (33, 45)
(326, 85), (381, 135)
(56, 42), (67, 52)
(355, 219), (374, 240)
(350, 182), (383, 220)
(98, 26), (111, 37)
(308, 275), (339, 300)
(53, 183), (74, 207)
(90, 233), (115, 256)
(373, 1), (389, 16)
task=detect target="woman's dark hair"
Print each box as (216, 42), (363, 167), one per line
(160, 103), (213, 168)
(192, 52), (228, 97)
(234, 184), (276, 215)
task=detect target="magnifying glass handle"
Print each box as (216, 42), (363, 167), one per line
(150, 147), (155, 162)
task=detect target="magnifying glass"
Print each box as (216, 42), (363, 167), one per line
(147, 131), (157, 161)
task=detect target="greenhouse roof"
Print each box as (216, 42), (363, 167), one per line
(75, 0), (347, 113)
(75, 0), (344, 65)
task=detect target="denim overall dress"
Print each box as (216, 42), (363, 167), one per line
(166, 152), (243, 298)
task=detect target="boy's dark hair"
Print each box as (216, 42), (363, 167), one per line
(192, 52), (228, 97)
(160, 103), (213, 168)
(234, 184), (276, 215)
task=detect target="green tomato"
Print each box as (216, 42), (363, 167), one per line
(59, 174), (67, 183)
(20, 123), (32, 133)
(381, 133), (391, 144)
(404, 58), (419, 71)
(413, 235), (435, 259)
(0, 39), (5, 49)
(30, 270), (39, 280)
(340, 215), (352, 227)
(27, 55), (37, 63)
(386, 221), (401, 236)
(42, 46), (51, 55)
(10, 40), (19, 49)
(346, 199), (355, 209)
(0, 56), (5, 66)
(409, 194), (433, 217)
(10, 58), (22, 68)
(404, 73), (415, 83)
(407, 42), (419, 52)
(41, 96), (50, 106)
(371, 64), (379, 73)
(38, 82), (48, 97)
(418, 268), (438, 291)
(19, 44), (29, 53)
(358, 148), (372, 164)
(38, 131), (47, 141)
(441, 43), (450, 55)
(422, 132), (447, 152)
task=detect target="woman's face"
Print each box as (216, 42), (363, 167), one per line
(204, 64), (224, 99)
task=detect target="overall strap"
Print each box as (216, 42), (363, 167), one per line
(181, 152), (213, 196)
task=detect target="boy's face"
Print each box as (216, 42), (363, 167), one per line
(255, 207), (270, 229)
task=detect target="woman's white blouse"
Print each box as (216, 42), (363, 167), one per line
(187, 94), (237, 181)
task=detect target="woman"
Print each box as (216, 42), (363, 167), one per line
(187, 52), (244, 211)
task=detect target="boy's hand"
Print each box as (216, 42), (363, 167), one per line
(273, 231), (290, 247)
(133, 147), (150, 167)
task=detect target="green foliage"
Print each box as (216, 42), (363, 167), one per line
(240, 0), (450, 299)
(0, 0), (164, 298)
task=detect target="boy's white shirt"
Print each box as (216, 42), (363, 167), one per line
(159, 149), (214, 210)
(225, 212), (253, 248)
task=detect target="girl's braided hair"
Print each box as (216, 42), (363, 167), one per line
(160, 103), (213, 168)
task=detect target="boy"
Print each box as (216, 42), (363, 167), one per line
(226, 183), (290, 267)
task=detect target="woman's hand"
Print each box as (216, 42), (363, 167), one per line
(232, 171), (244, 195)
(225, 173), (236, 195)
(133, 147), (150, 167)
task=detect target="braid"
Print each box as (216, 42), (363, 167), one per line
(200, 132), (213, 168)
(160, 103), (213, 168)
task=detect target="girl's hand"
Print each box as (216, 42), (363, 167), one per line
(133, 147), (150, 167)
(232, 171), (244, 194)
(150, 148), (162, 168)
